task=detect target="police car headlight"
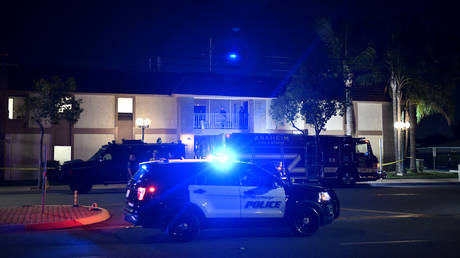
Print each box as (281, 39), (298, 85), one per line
(318, 192), (331, 203)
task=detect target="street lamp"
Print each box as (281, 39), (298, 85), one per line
(394, 121), (410, 175)
(136, 118), (151, 141)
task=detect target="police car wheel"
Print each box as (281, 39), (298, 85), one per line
(292, 208), (320, 236)
(167, 214), (200, 242)
(340, 172), (356, 186)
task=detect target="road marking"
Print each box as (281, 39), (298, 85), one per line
(338, 214), (423, 221)
(340, 240), (431, 246)
(340, 208), (424, 221)
(376, 193), (417, 196)
(342, 208), (421, 216)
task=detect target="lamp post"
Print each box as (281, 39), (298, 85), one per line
(136, 118), (151, 142)
(394, 121), (410, 175)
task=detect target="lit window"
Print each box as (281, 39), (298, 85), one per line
(54, 146), (72, 165)
(8, 97), (25, 120)
(58, 97), (72, 113)
(8, 98), (13, 119)
(118, 98), (133, 113)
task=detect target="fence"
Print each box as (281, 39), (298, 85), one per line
(416, 147), (460, 171)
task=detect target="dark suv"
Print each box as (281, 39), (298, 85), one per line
(61, 140), (185, 193)
(124, 159), (340, 242)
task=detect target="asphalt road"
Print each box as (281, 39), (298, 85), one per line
(1, 183), (460, 258)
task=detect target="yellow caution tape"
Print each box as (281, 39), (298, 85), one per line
(381, 157), (415, 167)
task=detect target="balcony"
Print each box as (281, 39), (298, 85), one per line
(194, 113), (248, 129)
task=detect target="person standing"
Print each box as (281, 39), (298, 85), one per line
(219, 106), (227, 128)
(239, 106), (244, 129)
(127, 154), (138, 179)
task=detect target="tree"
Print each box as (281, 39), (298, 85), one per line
(385, 48), (410, 175)
(270, 63), (344, 167)
(315, 18), (378, 136)
(25, 76), (83, 188)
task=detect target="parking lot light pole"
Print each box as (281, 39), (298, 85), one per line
(136, 118), (151, 142)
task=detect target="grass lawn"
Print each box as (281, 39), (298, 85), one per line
(386, 171), (458, 179)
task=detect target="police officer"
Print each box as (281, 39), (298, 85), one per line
(127, 154), (138, 178)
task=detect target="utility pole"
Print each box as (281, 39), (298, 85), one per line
(209, 38), (213, 72)
(0, 53), (8, 182)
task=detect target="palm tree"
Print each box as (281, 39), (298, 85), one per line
(315, 18), (378, 136)
(404, 78), (455, 171)
(385, 49), (411, 175)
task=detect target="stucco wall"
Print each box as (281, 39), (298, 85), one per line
(4, 133), (52, 180)
(178, 97), (194, 134)
(357, 102), (383, 131)
(135, 96), (177, 128)
(325, 115), (343, 131)
(74, 134), (115, 161)
(134, 134), (177, 143)
(382, 102), (395, 163)
(253, 100), (267, 133)
(74, 95), (115, 129)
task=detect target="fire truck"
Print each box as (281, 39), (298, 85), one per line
(194, 133), (381, 185)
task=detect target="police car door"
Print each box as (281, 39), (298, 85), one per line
(239, 163), (286, 218)
(188, 164), (241, 218)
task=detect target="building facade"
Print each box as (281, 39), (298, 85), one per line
(1, 68), (394, 181)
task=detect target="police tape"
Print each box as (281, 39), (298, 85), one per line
(0, 167), (58, 171)
(381, 157), (414, 167)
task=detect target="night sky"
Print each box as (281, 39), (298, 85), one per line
(3, 1), (457, 71)
(2, 0), (459, 142)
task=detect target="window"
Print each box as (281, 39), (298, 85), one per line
(356, 143), (369, 156)
(118, 98), (133, 113)
(238, 164), (274, 187)
(8, 97), (25, 120)
(54, 146), (72, 165)
(193, 164), (239, 186)
(58, 97), (72, 113)
(102, 153), (112, 161)
(117, 97), (133, 120)
(8, 98), (13, 119)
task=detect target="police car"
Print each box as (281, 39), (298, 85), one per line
(124, 158), (340, 242)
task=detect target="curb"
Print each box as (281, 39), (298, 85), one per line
(0, 206), (111, 233)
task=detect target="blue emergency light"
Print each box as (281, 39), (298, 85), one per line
(226, 52), (240, 62)
(208, 148), (236, 170)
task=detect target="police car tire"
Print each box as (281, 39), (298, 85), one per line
(166, 214), (200, 242)
(291, 208), (320, 236)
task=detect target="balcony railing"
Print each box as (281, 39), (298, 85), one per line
(194, 112), (248, 129)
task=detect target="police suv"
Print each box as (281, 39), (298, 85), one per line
(124, 159), (340, 242)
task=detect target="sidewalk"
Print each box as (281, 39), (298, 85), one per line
(361, 178), (460, 184)
(0, 184), (127, 193)
(0, 205), (111, 233)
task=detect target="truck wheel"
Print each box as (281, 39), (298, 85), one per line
(340, 171), (356, 186)
(167, 214), (200, 242)
(69, 180), (93, 194)
(291, 208), (320, 236)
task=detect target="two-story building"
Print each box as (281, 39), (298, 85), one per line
(1, 66), (393, 181)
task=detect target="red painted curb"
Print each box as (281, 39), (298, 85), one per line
(0, 206), (111, 232)
(25, 220), (84, 231)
